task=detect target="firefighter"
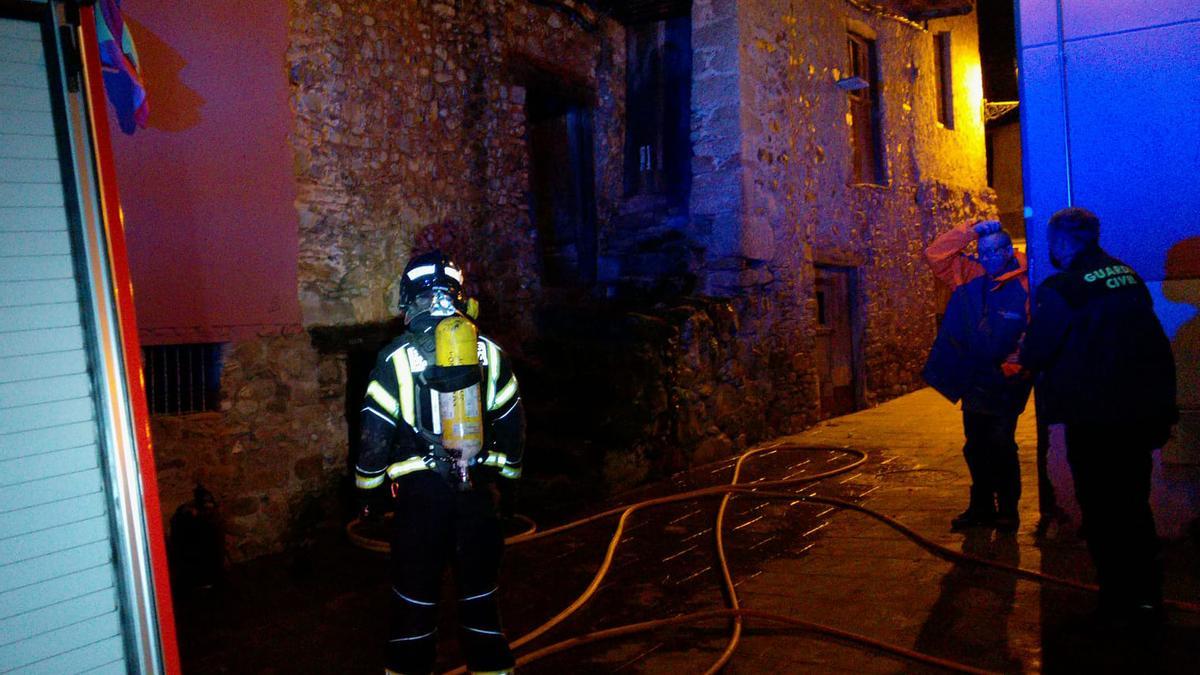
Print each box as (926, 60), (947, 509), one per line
(1017, 207), (1177, 626)
(356, 250), (524, 674)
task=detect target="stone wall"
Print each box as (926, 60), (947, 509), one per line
(151, 0), (628, 562)
(690, 0), (994, 426)
(287, 0), (625, 353)
(690, 0), (745, 263)
(521, 296), (762, 498)
(147, 0), (994, 561)
(150, 334), (346, 561)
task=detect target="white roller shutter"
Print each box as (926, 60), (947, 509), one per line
(0, 14), (128, 674)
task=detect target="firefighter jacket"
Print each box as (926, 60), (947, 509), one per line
(354, 327), (525, 491)
(1019, 245), (1177, 440)
(921, 222), (1033, 415)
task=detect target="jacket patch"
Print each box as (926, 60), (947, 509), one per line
(406, 346), (428, 372)
(1083, 265), (1139, 289)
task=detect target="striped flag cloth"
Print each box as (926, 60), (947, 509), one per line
(96, 0), (149, 133)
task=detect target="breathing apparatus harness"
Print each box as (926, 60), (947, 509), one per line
(398, 252), (493, 491)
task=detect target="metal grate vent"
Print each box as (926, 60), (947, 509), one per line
(142, 343), (225, 415)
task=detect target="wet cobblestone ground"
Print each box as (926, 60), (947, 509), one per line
(176, 389), (1200, 673)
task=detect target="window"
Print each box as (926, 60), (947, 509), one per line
(527, 85), (598, 287)
(142, 343), (224, 415)
(847, 32), (885, 184)
(934, 31), (954, 129)
(624, 16), (692, 204)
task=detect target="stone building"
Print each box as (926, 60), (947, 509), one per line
(108, 0), (991, 559)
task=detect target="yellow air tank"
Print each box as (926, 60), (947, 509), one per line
(435, 315), (484, 487)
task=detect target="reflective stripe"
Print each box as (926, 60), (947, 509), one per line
(387, 457), (430, 479)
(393, 588), (436, 606)
(444, 266), (463, 283)
(462, 626), (504, 636)
(485, 340), (501, 409)
(389, 630), (436, 643)
(362, 406), (396, 426)
(355, 473), (385, 489)
(392, 348), (416, 427)
(482, 452), (520, 479)
(366, 381), (400, 419)
(460, 586), (497, 602)
(430, 389), (441, 434)
(491, 375), (517, 411)
(494, 398), (520, 421)
(406, 264), (437, 280)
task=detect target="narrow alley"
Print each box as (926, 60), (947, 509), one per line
(177, 388), (1200, 674)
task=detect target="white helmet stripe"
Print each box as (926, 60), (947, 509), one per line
(406, 264), (437, 280)
(444, 266), (463, 283)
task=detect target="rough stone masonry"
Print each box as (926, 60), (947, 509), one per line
(150, 0), (993, 560)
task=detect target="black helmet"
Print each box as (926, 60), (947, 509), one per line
(399, 250), (465, 311)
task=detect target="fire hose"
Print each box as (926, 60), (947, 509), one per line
(347, 442), (1200, 674)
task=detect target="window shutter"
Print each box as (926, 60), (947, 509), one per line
(0, 16), (129, 674)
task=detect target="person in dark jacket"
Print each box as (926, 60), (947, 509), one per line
(1017, 207), (1177, 625)
(923, 220), (1032, 532)
(356, 251), (524, 675)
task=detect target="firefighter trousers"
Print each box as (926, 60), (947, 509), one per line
(387, 470), (514, 674)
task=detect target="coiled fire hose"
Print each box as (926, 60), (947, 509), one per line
(347, 442), (1200, 674)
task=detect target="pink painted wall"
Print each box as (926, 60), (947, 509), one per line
(105, 0), (300, 344)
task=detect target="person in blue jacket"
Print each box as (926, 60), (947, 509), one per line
(922, 220), (1032, 532)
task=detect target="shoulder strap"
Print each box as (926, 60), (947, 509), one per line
(390, 345), (416, 428)
(480, 337), (502, 410)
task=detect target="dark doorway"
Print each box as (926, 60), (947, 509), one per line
(814, 266), (859, 417)
(527, 85), (598, 287)
(624, 15), (691, 206)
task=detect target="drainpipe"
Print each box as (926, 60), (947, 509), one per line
(1055, 0), (1074, 206)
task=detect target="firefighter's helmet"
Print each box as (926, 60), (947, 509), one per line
(400, 250), (466, 318)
